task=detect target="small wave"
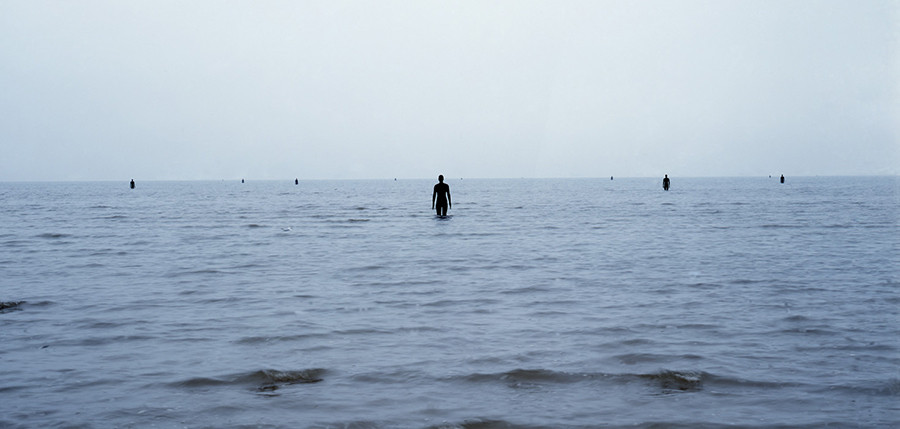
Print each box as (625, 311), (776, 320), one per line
(674, 323), (718, 330)
(687, 282), (722, 290)
(173, 368), (325, 392)
(350, 369), (431, 384)
(246, 224), (264, 228)
(0, 240), (28, 248)
(456, 368), (713, 394)
(233, 263), (262, 269)
(458, 232), (501, 238)
(87, 249), (118, 257)
(334, 328), (392, 336)
(39, 334), (154, 348)
(615, 353), (703, 365)
(500, 286), (551, 295)
(777, 327), (837, 336)
(868, 378), (900, 396)
(234, 333), (328, 344)
(615, 338), (655, 346)
(426, 418), (543, 429)
(165, 268), (224, 278)
(423, 298), (501, 308)
(80, 321), (129, 329)
(0, 385), (27, 394)
(368, 280), (442, 288)
(458, 368), (591, 386)
(760, 223), (803, 228)
(349, 264), (386, 272)
(806, 378), (900, 398)
(729, 278), (765, 285)
(640, 369), (705, 392)
(35, 232), (72, 239)
(66, 262), (105, 269)
(0, 301), (25, 313)
(783, 315), (810, 322)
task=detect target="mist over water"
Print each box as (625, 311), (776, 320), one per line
(1, 177), (897, 428)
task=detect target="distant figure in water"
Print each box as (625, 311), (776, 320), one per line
(662, 175), (670, 191)
(295, 178), (299, 185)
(780, 175), (785, 184)
(130, 179), (135, 189)
(432, 175), (451, 217)
(611, 176), (614, 180)
(242, 179), (245, 183)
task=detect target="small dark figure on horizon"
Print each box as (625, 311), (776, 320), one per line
(242, 179), (245, 183)
(295, 178), (299, 185)
(780, 175), (785, 184)
(663, 175), (670, 191)
(432, 175), (451, 217)
(130, 179), (135, 189)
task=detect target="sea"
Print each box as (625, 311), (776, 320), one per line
(0, 177), (897, 429)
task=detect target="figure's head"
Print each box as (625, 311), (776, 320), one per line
(438, 175), (444, 183)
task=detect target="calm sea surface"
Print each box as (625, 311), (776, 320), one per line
(1, 177), (897, 428)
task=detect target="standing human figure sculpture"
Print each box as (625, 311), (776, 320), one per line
(662, 175), (670, 191)
(432, 175), (451, 217)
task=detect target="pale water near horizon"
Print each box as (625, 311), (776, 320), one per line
(1, 177), (897, 428)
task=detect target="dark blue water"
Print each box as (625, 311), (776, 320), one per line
(1, 177), (897, 428)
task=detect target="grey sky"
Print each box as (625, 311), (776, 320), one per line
(1, 0), (897, 181)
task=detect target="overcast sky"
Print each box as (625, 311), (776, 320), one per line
(1, 0), (897, 181)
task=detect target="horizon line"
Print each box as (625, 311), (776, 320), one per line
(1, 174), (897, 183)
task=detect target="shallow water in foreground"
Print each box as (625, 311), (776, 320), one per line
(1, 177), (898, 428)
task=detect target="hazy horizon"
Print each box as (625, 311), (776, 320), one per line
(2, 174), (897, 184)
(2, 1), (898, 181)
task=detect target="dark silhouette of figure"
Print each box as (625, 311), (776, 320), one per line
(780, 175), (785, 184)
(662, 175), (670, 191)
(295, 178), (299, 185)
(130, 179), (135, 189)
(242, 179), (245, 183)
(432, 175), (451, 217)
(611, 176), (614, 180)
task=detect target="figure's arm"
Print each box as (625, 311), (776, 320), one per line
(448, 190), (451, 209)
(432, 188), (436, 209)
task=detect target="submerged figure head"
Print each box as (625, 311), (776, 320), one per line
(432, 174), (451, 217)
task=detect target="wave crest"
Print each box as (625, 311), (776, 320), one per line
(173, 368), (325, 392)
(641, 369), (706, 392)
(456, 368), (711, 393)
